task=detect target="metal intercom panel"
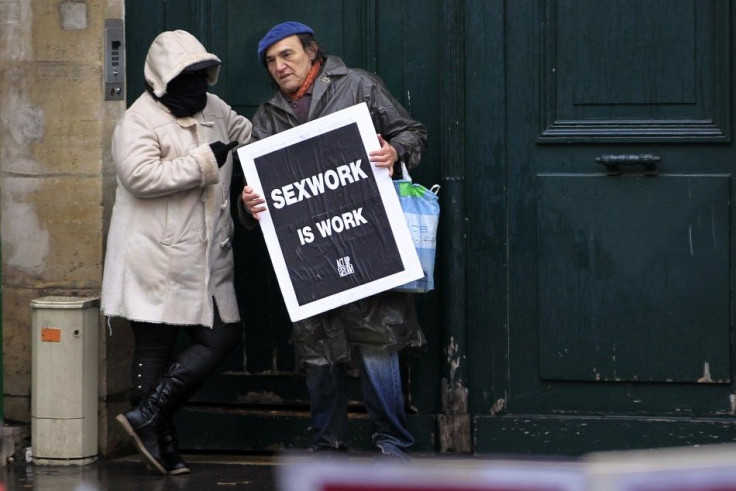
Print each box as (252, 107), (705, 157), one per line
(104, 19), (125, 101)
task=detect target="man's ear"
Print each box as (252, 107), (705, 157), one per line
(307, 42), (318, 61)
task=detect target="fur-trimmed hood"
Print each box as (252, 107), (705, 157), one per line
(144, 30), (222, 97)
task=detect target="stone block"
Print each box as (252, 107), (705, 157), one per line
(29, 63), (103, 175)
(98, 399), (134, 457)
(0, 2), (32, 62)
(2, 175), (103, 287)
(4, 397), (31, 425)
(32, 1), (102, 62)
(59, 2), (87, 31)
(2, 288), (35, 399)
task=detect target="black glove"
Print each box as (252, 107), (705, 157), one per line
(209, 141), (239, 167)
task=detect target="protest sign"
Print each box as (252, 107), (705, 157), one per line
(237, 103), (423, 321)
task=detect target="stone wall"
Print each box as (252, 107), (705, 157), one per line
(0, 0), (131, 456)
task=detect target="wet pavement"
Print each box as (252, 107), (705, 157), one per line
(0, 453), (518, 491)
(4, 444), (736, 490)
(7, 449), (732, 490)
(0, 453), (589, 491)
(1, 454), (279, 491)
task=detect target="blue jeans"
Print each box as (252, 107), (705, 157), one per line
(305, 345), (414, 458)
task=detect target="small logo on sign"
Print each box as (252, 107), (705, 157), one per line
(337, 256), (355, 277)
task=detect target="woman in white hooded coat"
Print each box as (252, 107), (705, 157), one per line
(101, 30), (252, 476)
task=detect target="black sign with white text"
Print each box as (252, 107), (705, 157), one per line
(254, 123), (403, 305)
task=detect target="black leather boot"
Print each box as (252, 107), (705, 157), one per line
(160, 417), (190, 475)
(116, 362), (195, 475)
(116, 390), (167, 474)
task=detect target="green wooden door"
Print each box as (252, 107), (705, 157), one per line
(124, 0), (442, 453)
(470, 0), (736, 455)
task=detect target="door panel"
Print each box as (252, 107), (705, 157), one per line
(537, 174), (730, 383)
(472, 0), (736, 454)
(464, 0), (509, 418)
(539, 0), (730, 142)
(509, 0), (736, 414)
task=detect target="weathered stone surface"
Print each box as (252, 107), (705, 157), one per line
(59, 2), (88, 31)
(0, 1), (32, 62)
(32, 1), (102, 62)
(3, 175), (103, 287)
(1, 0), (127, 457)
(3, 288), (35, 422)
(4, 397), (31, 424)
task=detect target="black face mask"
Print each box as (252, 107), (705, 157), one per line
(158, 71), (209, 117)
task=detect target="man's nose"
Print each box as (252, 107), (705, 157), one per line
(275, 58), (287, 72)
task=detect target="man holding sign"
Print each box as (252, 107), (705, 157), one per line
(240, 21), (428, 460)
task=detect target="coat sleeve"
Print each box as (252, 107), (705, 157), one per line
(364, 72), (428, 171)
(250, 104), (278, 142)
(233, 104), (272, 230)
(225, 102), (254, 144)
(112, 110), (219, 198)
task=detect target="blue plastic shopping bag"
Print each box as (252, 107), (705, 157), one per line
(392, 177), (440, 293)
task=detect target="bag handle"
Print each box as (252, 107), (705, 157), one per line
(400, 161), (413, 183)
(400, 161), (440, 196)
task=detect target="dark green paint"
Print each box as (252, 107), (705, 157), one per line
(464, 0), (508, 420)
(537, 175), (730, 383)
(538, 0), (730, 142)
(439, 0), (467, 392)
(490, 0), (736, 453)
(474, 415), (736, 456)
(376, 0), (443, 416)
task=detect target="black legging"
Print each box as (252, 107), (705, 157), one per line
(129, 305), (242, 402)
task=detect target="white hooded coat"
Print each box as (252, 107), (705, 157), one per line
(101, 30), (252, 327)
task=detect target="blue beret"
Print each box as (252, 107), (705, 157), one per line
(257, 21), (314, 66)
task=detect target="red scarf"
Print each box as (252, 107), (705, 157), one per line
(284, 60), (322, 102)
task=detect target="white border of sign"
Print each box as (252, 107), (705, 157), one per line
(237, 103), (423, 322)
